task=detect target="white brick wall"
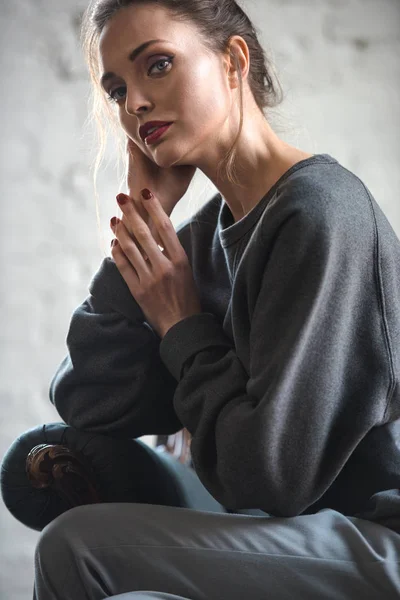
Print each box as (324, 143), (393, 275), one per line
(1, 1), (399, 598)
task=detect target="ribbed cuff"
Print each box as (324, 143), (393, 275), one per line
(159, 312), (232, 381)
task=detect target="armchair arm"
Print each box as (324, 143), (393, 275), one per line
(1, 422), (224, 532)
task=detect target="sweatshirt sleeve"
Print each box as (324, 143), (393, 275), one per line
(159, 186), (392, 516)
(49, 257), (183, 438)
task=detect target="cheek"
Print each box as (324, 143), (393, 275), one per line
(119, 113), (146, 149)
(119, 114), (134, 137)
(177, 64), (229, 133)
(118, 113), (129, 135)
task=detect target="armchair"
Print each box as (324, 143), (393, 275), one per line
(1, 422), (226, 532)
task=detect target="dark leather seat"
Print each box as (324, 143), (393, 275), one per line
(1, 422), (226, 532)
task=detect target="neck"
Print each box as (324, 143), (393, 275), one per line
(197, 110), (313, 224)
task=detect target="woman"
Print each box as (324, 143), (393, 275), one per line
(34, 0), (400, 599)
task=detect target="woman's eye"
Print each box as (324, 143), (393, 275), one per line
(148, 57), (174, 76)
(106, 57), (173, 104)
(107, 87), (126, 103)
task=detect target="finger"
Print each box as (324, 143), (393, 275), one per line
(149, 222), (165, 252)
(123, 198), (162, 248)
(121, 213), (150, 261)
(140, 190), (184, 264)
(121, 205), (163, 259)
(115, 194), (166, 268)
(111, 240), (142, 294)
(110, 216), (151, 276)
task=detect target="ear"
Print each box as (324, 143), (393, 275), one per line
(225, 35), (250, 89)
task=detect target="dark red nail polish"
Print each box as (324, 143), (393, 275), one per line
(110, 217), (119, 227)
(141, 189), (153, 200)
(117, 193), (128, 205)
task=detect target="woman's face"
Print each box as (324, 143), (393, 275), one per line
(98, 4), (236, 168)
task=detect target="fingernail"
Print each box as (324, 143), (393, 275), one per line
(110, 217), (120, 227)
(141, 189), (153, 200)
(111, 239), (119, 248)
(117, 193), (129, 205)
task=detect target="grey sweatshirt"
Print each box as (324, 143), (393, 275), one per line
(50, 154), (400, 532)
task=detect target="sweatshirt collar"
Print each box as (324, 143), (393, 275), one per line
(218, 154), (337, 248)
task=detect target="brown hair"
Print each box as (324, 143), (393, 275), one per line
(81, 0), (284, 254)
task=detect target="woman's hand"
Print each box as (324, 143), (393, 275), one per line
(120, 137), (197, 259)
(110, 189), (202, 339)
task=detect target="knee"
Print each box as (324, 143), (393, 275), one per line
(35, 505), (93, 567)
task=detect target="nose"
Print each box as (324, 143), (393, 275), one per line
(125, 102), (149, 118)
(124, 86), (152, 118)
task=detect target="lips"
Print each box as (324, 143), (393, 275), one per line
(139, 122), (173, 142)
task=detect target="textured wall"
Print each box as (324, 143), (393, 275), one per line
(1, 0), (399, 598)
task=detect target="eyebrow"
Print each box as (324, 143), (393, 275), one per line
(100, 39), (170, 89)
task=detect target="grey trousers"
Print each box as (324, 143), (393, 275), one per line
(33, 501), (400, 600)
